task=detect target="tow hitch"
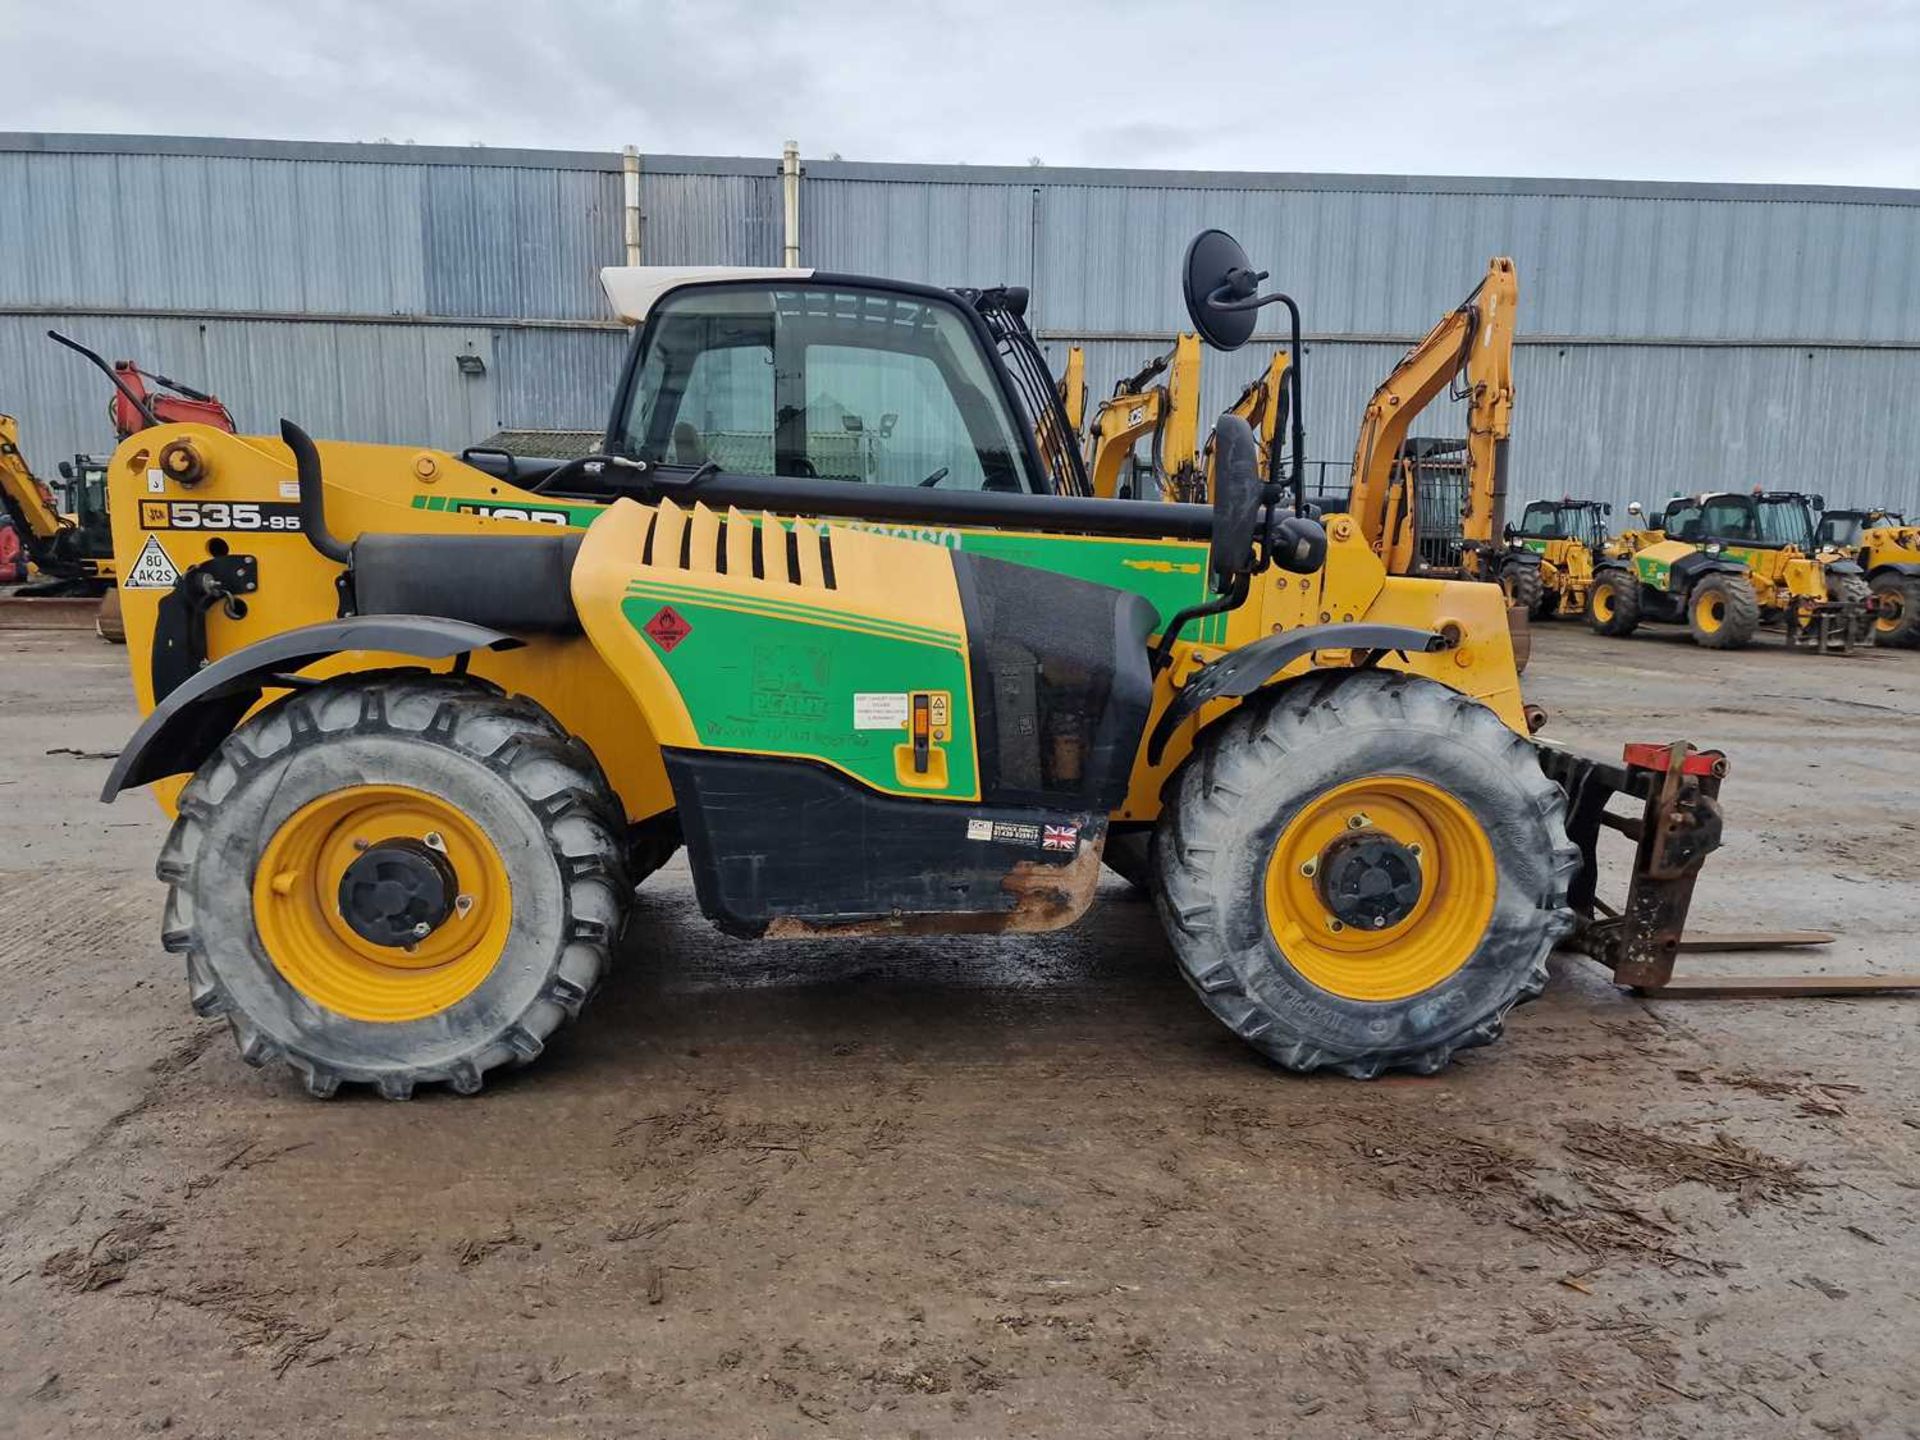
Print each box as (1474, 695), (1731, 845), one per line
(1538, 739), (1920, 998)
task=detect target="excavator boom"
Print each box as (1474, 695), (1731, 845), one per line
(1349, 259), (1517, 574)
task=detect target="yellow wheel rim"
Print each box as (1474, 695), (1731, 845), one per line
(1876, 592), (1902, 633)
(1695, 592), (1725, 633)
(252, 784), (513, 1023)
(1593, 586), (1616, 622)
(1262, 777), (1496, 1002)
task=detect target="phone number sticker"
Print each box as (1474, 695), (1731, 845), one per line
(138, 500), (304, 532)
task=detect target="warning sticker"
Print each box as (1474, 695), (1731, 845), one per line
(853, 692), (910, 730)
(122, 534), (181, 589)
(643, 605), (693, 652)
(965, 818), (994, 842)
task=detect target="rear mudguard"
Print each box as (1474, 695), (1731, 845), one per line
(1146, 621), (1443, 764)
(101, 616), (519, 798)
(1870, 560), (1920, 580)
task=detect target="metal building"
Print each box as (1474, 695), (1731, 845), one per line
(5, 132), (1919, 519)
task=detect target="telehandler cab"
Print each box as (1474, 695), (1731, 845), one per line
(99, 232), (1766, 1099)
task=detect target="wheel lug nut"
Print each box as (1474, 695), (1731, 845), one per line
(352, 838), (370, 852)
(423, 832), (447, 853)
(1346, 813), (1370, 830)
(1372, 916), (1388, 929)
(454, 894), (474, 918)
(1300, 858), (1318, 877)
(1327, 918), (1345, 933)
(410, 921), (432, 939)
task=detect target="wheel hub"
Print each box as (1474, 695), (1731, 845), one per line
(1314, 830), (1425, 930)
(337, 839), (457, 948)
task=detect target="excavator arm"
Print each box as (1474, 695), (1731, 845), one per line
(1349, 258), (1517, 574)
(0, 415), (80, 575)
(1085, 333), (1203, 501)
(1205, 350), (1291, 497)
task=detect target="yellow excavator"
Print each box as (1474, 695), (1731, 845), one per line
(1345, 259), (1533, 603)
(1083, 332), (1203, 501)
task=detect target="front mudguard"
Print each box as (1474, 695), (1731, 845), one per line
(101, 616), (519, 799)
(1146, 621), (1443, 764)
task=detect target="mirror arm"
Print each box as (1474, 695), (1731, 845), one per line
(1150, 575), (1251, 675)
(1205, 289), (1308, 519)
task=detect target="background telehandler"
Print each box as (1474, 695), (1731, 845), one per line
(1816, 506), (1920, 647)
(1510, 497), (1609, 619)
(1590, 490), (1871, 650)
(95, 230), (1763, 1100)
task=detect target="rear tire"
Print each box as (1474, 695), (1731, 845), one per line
(1586, 571), (1641, 636)
(1871, 571), (1920, 648)
(1152, 671), (1577, 1078)
(158, 674), (629, 1099)
(1688, 574), (1758, 649)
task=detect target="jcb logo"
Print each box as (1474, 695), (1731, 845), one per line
(452, 504), (572, 526)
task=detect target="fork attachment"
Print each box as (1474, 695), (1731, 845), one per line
(1535, 739), (1727, 989)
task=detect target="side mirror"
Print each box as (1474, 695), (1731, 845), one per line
(1209, 415), (1262, 588)
(1182, 230), (1264, 352)
(1811, 493), (1825, 510)
(1627, 501), (1643, 517)
(1603, 503), (1613, 515)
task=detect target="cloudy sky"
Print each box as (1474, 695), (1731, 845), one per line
(5, 0), (1918, 187)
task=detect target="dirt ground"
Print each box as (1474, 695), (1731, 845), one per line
(1, 623), (1916, 1439)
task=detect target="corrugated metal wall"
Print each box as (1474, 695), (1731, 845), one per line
(4, 134), (1918, 519)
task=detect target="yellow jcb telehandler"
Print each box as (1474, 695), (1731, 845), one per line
(1509, 497), (1610, 619)
(93, 230), (1894, 1101)
(1590, 490), (1872, 651)
(1817, 507), (1920, 648)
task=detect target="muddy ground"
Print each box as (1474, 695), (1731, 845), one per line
(1, 624), (1916, 1439)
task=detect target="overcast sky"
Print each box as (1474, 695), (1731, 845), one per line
(6, 0), (1918, 187)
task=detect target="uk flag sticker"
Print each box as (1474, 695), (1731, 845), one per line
(1041, 823), (1080, 853)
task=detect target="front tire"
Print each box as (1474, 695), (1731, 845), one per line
(1688, 574), (1759, 648)
(1152, 671), (1578, 1078)
(1830, 573), (1875, 646)
(158, 675), (629, 1099)
(1500, 559), (1544, 617)
(1587, 571), (1641, 636)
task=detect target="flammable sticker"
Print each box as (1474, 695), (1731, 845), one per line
(643, 605), (693, 652)
(122, 534), (181, 589)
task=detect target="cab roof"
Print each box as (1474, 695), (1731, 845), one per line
(599, 266), (816, 324)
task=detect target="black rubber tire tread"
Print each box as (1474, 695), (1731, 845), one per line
(1830, 573), (1876, 647)
(1688, 574), (1759, 649)
(1501, 560), (1545, 618)
(1870, 572), (1920, 648)
(1102, 831), (1154, 896)
(1586, 571), (1641, 636)
(1151, 670), (1578, 1079)
(157, 673), (630, 1100)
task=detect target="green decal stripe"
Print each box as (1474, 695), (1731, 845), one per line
(623, 580), (960, 649)
(621, 593), (976, 799)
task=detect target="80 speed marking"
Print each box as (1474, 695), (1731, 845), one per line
(138, 500), (304, 532)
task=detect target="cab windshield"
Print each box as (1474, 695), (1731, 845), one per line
(1820, 513), (1865, 548)
(614, 283), (1040, 493)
